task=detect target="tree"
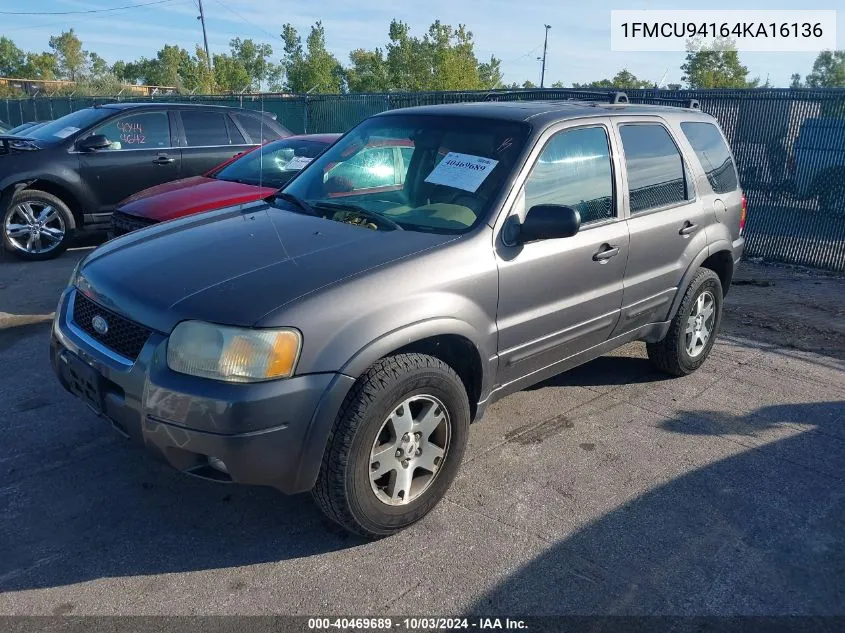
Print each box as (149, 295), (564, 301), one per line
(573, 69), (653, 89)
(229, 37), (276, 90)
(280, 22), (343, 93)
(49, 29), (87, 81)
(213, 54), (251, 92)
(681, 38), (757, 88)
(551, 81), (565, 88)
(88, 52), (109, 78)
(0, 37), (26, 77)
(790, 73), (803, 88)
(346, 48), (389, 93)
(477, 55), (504, 89)
(346, 19), (502, 92)
(805, 50), (845, 87)
(20, 52), (59, 80)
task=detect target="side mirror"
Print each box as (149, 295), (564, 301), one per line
(77, 134), (112, 152)
(514, 204), (581, 244)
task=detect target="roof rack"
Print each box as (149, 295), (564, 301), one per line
(645, 97), (701, 110)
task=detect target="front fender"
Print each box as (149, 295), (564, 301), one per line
(341, 316), (493, 389)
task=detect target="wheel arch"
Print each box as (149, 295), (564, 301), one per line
(339, 318), (490, 422)
(8, 179), (82, 228)
(668, 243), (734, 320)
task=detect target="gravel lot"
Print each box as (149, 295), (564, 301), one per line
(0, 247), (843, 616)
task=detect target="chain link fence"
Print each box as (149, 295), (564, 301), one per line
(3, 88), (845, 271)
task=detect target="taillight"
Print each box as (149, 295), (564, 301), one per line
(740, 194), (747, 235)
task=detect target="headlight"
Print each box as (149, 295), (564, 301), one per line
(68, 258), (83, 287)
(167, 321), (301, 383)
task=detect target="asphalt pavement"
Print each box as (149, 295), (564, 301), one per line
(0, 248), (843, 616)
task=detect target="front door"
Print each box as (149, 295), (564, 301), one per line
(495, 123), (629, 389)
(177, 110), (255, 178)
(78, 109), (180, 219)
(611, 119), (715, 335)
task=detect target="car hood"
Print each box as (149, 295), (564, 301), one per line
(76, 202), (456, 333)
(118, 176), (278, 222)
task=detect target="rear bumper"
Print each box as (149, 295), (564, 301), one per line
(50, 287), (354, 493)
(733, 235), (746, 265)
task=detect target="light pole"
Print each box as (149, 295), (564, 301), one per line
(197, 0), (212, 71)
(540, 24), (551, 88)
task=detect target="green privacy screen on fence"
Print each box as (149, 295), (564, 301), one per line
(3, 88), (845, 272)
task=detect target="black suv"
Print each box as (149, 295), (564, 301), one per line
(1, 103), (290, 260)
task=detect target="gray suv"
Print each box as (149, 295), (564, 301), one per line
(50, 96), (745, 537)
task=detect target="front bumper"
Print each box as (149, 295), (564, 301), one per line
(51, 287), (354, 494)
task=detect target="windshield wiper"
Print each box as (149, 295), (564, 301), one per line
(313, 201), (404, 231)
(270, 192), (318, 216)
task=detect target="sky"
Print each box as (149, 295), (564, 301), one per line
(2, 0), (842, 88)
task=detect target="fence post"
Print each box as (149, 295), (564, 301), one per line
(5, 99), (10, 127)
(303, 95), (309, 134)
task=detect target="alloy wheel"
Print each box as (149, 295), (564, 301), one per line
(369, 394), (451, 506)
(685, 290), (716, 358)
(4, 202), (66, 255)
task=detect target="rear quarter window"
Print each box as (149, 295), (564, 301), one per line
(236, 114), (285, 143)
(680, 121), (739, 194)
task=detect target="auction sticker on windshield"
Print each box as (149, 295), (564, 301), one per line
(284, 156), (313, 171)
(424, 152), (499, 192)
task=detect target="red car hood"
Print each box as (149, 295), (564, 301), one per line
(117, 176), (278, 222)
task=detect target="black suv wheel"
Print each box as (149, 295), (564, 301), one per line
(313, 353), (470, 538)
(2, 189), (75, 261)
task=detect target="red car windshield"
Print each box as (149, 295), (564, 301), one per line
(212, 138), (332, 189)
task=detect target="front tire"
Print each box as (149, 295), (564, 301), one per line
(647, 268), (723, 376)
(312, 353), (470, 538)
(2, 189), (75, 261)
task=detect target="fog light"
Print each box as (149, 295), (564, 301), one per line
(207, 456), (229, 474)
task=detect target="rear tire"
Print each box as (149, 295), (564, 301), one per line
(647, 268), (723, 377)
(2, 189), (75, 261)
(312, 353), (470, 538)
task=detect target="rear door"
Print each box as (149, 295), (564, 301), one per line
(77, 108), (179, 221)
(611, 118), (714, 335)
(177, 109), (255, 177)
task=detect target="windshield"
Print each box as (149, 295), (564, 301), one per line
(279, 114), (530, 234)
(26, 108), (113, 143)
(212, 137), (333, 188)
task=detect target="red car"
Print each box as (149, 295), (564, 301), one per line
(110, 133), (342, 236)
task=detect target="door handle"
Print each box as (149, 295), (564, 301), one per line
(592, 244), (620, 262)
(152, 155), (175, 165)
(679, 221), (698, 235)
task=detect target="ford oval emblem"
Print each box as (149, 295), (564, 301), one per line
(92, 315), (109, 335)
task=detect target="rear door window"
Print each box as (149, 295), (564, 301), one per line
(90, 111), (171, 150)
(235, 114), (283, 143)
(619, 123), (690, 213)
(680, 121), (739, 194)
(181, 111), (231, 147)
